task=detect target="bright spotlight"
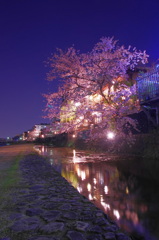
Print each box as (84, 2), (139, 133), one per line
(75, 102), (81, 107)
(107, 131), (115, 139)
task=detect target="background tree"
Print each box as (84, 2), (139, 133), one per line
(44, 37), (148, 145)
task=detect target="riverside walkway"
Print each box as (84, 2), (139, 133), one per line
(0, 145), (131, 240)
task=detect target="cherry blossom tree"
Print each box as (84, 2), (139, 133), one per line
(44, 37), (148, 146)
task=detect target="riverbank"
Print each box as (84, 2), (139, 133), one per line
(0, 144), (131, 240)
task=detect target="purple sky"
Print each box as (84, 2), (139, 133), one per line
(0, 0), (159, 138)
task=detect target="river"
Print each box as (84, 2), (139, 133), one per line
(34, 145), (159, 240)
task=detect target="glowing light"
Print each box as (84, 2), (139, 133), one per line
(104, 185), (109, 194)
(103, 88), (108, 95)
(122, 96), (126, 100)
(92, 111), (101, 116)
(72, 134), (76, 138)
(81, 171), (86, 180)
(110, 85), (114, 92)
(87, 183), (91, 192)
(100, 195), (104, 201)
(73, 149), (79, 163)
(94, 94), (102, 102)
(75, 102), (81, 107)
(101, 202), (110, 210)
(107, 131), (115, 139)
(93, 178), (97, 184)
(42, 146), (45, 153)
(113, 210), (120, 219)
(77, 168), (81, 177)
(126, 187), (129, 194)
(73, 149), (76, 157)
(77, 186), (82, 193)
(88, 193), (93, 200)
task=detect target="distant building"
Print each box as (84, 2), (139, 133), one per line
(25, 123), (49, 141)
(40, 121), (61, 138)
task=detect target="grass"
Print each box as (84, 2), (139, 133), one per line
(0, 155), (22, 238)
(0, 144), (36, 238)
(0, 155), (20, 191)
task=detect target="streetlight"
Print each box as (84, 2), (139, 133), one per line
(107, 131), (115, 140)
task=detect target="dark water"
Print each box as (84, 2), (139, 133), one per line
(34, 145), (159, 240)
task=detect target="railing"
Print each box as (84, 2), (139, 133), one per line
(136, 65), (159, 104)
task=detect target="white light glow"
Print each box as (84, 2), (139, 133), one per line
(75, 102), (81, 107)
(100, 195), (104, 201)
(77, 168), (81, 177)
(93, 178), (97, 184)
(110, 85), (114, 92)
(81, 171), (86, 181)
(122, 96), (126, 100)
(87, 183), (91, 192)
(107, 131), (115, 139)
(104, 185), (109, 194)
(101, 202), (110, 210)
(88, 193), (93, 200)
(77, 186), (82, 193)
(42, 146), (45, 153)
(113, 210), (120, 219)
(92, 111), (101, 116)
(73, 149), (76, 157)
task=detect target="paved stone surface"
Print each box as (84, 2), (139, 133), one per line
(2, 154), (132, 240)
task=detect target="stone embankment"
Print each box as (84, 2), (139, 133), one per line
(1, 154), (132, 240)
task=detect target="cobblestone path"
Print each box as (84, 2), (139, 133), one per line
(1, 154), (132, 240)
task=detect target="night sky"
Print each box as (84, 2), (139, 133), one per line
(0, 0), (159, 138)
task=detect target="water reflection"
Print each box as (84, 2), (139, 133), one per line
(34, 145), (159, 240)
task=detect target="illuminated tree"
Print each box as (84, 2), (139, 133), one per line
(44, 37), (148, 144)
